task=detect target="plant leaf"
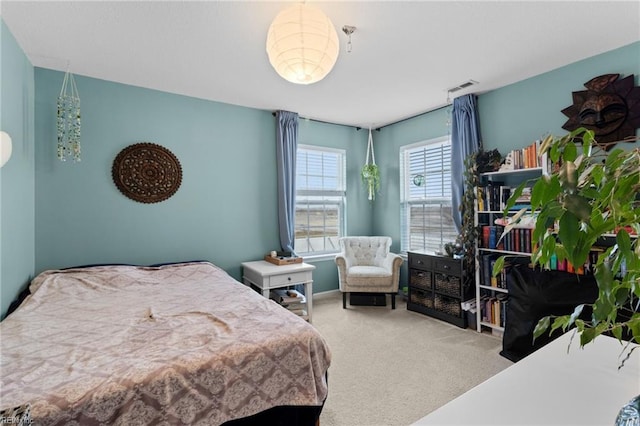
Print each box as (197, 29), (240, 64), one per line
(563, 142), (577, 162)
(533, 316), (551, 341)
(612, 325), (623, 340)
(563, 194), (592, 222)
(568, 304), (584, 328)
(551, 315), (570, 334)
(558, 212), (579, 265)
(580, 327), (597, 346)
(492, 256), (505, 277)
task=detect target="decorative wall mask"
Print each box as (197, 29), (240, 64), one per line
(112, 143), (182, 203)
(561, 73), (640, 149)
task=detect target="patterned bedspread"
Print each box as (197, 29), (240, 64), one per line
(0, 261), (331, 425)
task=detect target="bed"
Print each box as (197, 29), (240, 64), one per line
(0, 261), (331, 425)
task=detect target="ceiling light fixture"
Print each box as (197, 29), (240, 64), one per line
(266, 3), (339, 85)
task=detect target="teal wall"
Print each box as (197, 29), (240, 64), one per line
(0, 20), (35, 318)
(479, 41), (640, 153)
(34, 69), (368, 293)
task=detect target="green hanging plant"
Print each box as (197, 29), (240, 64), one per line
(362, 128), (380, 201)
(361, 163), (380, 201)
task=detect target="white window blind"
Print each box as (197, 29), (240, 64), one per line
(400, 137), (457, 253)
(295, 145), (346, 255)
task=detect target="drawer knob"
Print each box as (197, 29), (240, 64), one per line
(288, 276), (292, 281)
(443, 265), (450, 270)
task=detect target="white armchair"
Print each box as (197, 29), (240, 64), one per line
(335, 236), (404, 309)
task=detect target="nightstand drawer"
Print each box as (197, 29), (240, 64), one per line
(268, 271), (312, 286)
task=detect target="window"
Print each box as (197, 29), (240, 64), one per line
(400, 136), (457, 253)
(295, 145), (346, 255)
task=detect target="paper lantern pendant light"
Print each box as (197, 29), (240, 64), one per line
(266, 3), (339, 85)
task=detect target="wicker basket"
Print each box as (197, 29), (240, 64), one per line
(410, 270), (432, 291)
(410, 289), (434, 309)
(434, 273), (461, 296)
(434, 294), (462, 317)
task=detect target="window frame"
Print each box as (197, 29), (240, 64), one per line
(399, 136), (457, 254)
(294, 144), (347, 258)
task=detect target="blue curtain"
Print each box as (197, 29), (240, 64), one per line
(451, 94), (481, 233)
(276, 110), (299, 254)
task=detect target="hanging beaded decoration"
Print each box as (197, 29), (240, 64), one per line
(57, 69), (81, 162)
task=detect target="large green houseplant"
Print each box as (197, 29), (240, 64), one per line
(494, 127), (640, 364)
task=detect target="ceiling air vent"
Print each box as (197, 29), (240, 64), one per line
(448, 80), (479, 93)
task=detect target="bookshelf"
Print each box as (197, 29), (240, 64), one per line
(473, 146), (618, 334)
(474, 144), (547, 334)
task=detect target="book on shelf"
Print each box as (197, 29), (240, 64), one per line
(488, 181), (504, 211)
(502, 139), (550, 172)
(489, 226), (498, 249)
(536, 246), (605, 276)
(480, 225), (505, 250)
(499, 186), (511, 211)
(515, 186), (532, 204)
(476, 186), (486, 211)
(270, 289), (306, 305)
(480, 293), (508, 327)
(480, 253), (507, 289)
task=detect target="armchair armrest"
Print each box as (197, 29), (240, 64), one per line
(383, 253), (403, 293)
(382, 253), (403, 272)
(335, 254), (352, 292)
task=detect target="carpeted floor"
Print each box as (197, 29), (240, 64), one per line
(311, 292), (513, 426)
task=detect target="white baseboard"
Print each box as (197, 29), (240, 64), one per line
(312, 289), (341, 300)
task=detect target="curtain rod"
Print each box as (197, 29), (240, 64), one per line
(271, 112), (363, 130)
(376, 103), (451, 130)
(272, 103), (450, 132)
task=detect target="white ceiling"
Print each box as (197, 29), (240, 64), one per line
(2, 1), (639, 129)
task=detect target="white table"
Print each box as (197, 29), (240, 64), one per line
(413, 332), (640, 425)
(241, 260), (315, 322)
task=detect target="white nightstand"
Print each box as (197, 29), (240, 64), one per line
(241, 260), (315, 322)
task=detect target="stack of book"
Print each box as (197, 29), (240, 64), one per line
(480, 293), (508, 327)
(270, 289), (307, 318)
(500, 139), (551, 172)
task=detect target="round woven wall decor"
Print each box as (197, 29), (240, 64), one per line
(112, 142), (182, 203)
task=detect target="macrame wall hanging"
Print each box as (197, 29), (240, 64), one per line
(361, 128), (380, 201)
(57, 68), (81, 162)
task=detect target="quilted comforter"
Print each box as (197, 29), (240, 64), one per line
(0, 261), (331, 425)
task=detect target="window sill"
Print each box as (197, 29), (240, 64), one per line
(299, 253), (338, 263)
